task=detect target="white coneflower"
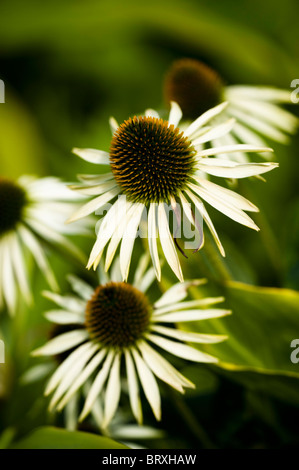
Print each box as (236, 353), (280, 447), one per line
(32, 255), (230, 428)
(67, 102), (277, 282)
(164, 58), (298, 162)
(0, 175), (91, 315)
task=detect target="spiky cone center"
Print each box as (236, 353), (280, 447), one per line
(109, 116), (196, 204)
(85, 282), (151, 349)
(164, 58), (224, 120)
(0, 178), (27, 236)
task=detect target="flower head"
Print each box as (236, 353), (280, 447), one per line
(68, 102), (277, 281)
(0, 175), (91, 314)
(32, 255), (230, 428)
(164, 58), (299, 162)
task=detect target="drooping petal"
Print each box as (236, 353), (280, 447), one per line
(147, 203), (161, 281)
(131, 348), (161, 421)
(49, 342), (99, 410)
(79, 350), (115, 422)
(120, 203), (145, 281)
(125, 349), (143, 425)
(188, 182), (259, 231)
(158, 202), (183, 282)
(184, 189), (225, 256)
(57, 349), (107, 411)
(102, 354), (122, 428)
(138, 341), (191, 392)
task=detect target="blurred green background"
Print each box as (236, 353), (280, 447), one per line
(1, 0), (299, 449)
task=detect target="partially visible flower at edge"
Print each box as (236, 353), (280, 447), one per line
(0, 175), (92, 315)
(32, 254), (231, 429)
(164, 57), (299, 162)
(67, 101), (278, 282)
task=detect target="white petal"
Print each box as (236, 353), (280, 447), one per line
(77, 173), (114, 184)
(72, 148), (110, 165)
(124, 350), (143, 424)
(10, 232), (32, 304)
(120, 203), (145, 281)
(232, 122), (274, 159)
(226, 85), (293, 103)
(87, 196), (127, 270)
(66, 187), (120, 223)
(109, 257), (123, 283)
(67, 275), (94, 301)
(43, 291), (85, 313)
(57, 349), (107, 411)
(133, 252), (150, 287)
(168, 101), (182, 128)
(109, 117), (119, 134)
(153, 308), (231, 323)
(147, 203), (161, 281)
(105, 202), (134, 272)
(211, 132), (250, 163)
(138, 341), (186, 392)
(193, 177), (258, 211)
(229, 98), (298, 133)
(26, 217), (87, 263)
(153, 296), (225, 315)
(69, 180), (117, 196)
(154, 279), (206, 308)
(197, 160), (278, 179)
(188, 182), (259, 231)
(137, 267), (156, 294)
(131, 348), (161, 421)
(228, 107), (289, 143)
(102, 354), (122, 428)
(140, 341), (194, 390)
(195, 144), (274, 158)
(147, 334), (218, 363)
(158, 202), (183, 282)
(79, 350), (115, 421)
(179, 192), (204, 251)
(184, 102), (228, 138)
(192, 118), (235, 146)
(184, 189), (225, 256)
(49, 342), (98, 410)
(145, 109), (160, 119)
(45, 342), (92, 395)
(32, 330), (88, 356)
(44, 310), (85, 324)
(2, 236), (17, 314)
(151, 325), (227, 344)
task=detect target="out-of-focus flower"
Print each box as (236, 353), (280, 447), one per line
(0, 175), (91, 314)
(164, 58), (299, 162)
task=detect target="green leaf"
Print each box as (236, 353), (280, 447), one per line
(183, 282), (299, 403)
(10, 426), (128, 449)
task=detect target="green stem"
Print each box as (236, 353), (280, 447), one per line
(198, 233), (233, 284)
(169, 389), (217, 449)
